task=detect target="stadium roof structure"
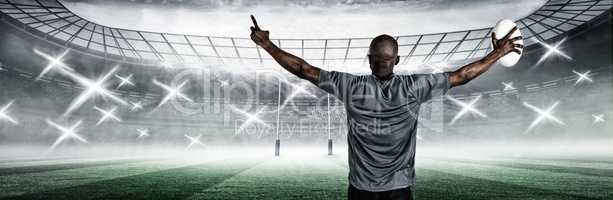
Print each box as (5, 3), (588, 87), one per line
(0, 0), (611, 69)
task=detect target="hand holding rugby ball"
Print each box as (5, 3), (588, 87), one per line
(492, 19), (524, 67)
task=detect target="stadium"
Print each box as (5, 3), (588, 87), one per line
(0, 0), (611, 199)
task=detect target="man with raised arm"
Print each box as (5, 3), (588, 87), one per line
(249, 15), (522, 200)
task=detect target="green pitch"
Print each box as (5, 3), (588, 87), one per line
(0, 154), (611, 200)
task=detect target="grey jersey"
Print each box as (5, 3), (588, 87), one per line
(317, 70), (450, 192)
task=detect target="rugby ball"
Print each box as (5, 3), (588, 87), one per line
(492, 19), (523, 67)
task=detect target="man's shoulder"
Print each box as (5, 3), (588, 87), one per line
(397, 73), (449, 83)
(324, 70), (370, 81)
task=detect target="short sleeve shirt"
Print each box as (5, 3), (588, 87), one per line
(318, 70), (451, 192)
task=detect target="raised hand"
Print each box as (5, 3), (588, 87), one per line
(250, 15), (271, 48)
(492, 26), (523, 55)
(450, 27), (526, 87)
(247, 15), (320, 84)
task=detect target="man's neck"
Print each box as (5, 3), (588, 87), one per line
(373, 73), (394, 81)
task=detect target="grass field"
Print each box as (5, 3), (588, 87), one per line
(0, 150), (611, 200)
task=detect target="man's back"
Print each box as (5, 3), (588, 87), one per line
(318, 70), (451, 192)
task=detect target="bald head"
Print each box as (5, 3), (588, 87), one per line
(368, 34), (399, 80)
(369, 34), (398, 56)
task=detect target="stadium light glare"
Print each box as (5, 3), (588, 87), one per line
(502, 81), (515, 91)
(94, 106), (121, 126)
(523, 101), (565, 132)
(64, 66), (127, 115)
(230, 106), (272, 133)
(284, 80), (317, 97)
(218, 79), (229, 87)
(572, 70), (593, 85)
(447, 95), (487, 125)
(532, 37), (572, 66)
(46, 119), (87, 150)
(279, 80), (317, 109)
(152, 79), (193, 107)
(33, 49), (73, 80)
(137, 128), (150, 138)
(592, 114), (604, 124)
(130, 101), (144, 112)
(0, 100), (18, 125)
(184, 134), (204, 150)
(114, 74), (135, 89)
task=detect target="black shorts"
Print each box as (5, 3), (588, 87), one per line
(348, 184), (414, 200)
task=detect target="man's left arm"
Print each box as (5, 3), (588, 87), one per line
(449, 27), (523, 87)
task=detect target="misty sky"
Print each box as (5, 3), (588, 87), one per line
(61, 0), (545, 38)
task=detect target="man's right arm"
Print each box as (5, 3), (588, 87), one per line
(250, 15), (321, 85)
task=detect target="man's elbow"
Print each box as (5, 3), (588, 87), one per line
(450, 73), (471, 87)
(298, 63), (320, 85)
(295, 63), (307, 79)
(457, 77), (471, 86)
